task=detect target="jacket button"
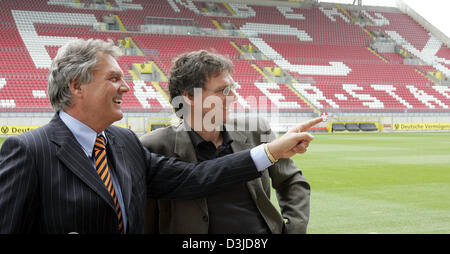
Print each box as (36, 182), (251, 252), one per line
(202, 215), (209, 222)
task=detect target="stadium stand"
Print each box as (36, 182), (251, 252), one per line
(0, 0), (449, 116)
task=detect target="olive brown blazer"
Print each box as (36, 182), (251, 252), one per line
(140, 117), (311, 234)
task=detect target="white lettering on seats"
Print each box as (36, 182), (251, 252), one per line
(291, 83), (339, 109)
(406, 85), (448, 109)
(12, 10), (98, 68)
(254, 82), (302, 109)
(360, 10), (389, 26)
(277, 6), (305, 20)
(240, 23), (351, 76)
(0, 77), (16, 108)
(319, 7), (350, 23)
(133, 81), (172, 109)
(166, 0), (200, 14)
(343, 84), (384, 108)
(371, 84), (412, 108)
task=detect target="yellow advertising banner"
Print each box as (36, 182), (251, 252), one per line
(393, 123), (450, 130)
(0, 125), (41, 135)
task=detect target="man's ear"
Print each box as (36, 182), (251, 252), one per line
(69, 79), (83, 96)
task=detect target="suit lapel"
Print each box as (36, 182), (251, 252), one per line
(174, 123), (197, 162)
(226, 128), (264, 206)
(174, 123), (211, 214)
(49, 115), (116, 210)
(227, 130), (251, 152)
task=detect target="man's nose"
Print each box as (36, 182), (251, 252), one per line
(120, 80), (130, 93)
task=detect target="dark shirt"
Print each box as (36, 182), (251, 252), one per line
(187, 129), (270, 234)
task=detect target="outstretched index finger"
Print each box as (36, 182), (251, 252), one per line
(290, 117), (323, 133)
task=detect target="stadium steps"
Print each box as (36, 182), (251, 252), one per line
(414, 68), (438, 85)
(335, 4), (357, 23)
(201, 7), (210, 15)
(222, 3), (236, 16)
(151, 81), (170, 103)
(126, 37), (144, 56)
(250, 65), (317, 112)
(362, 27), (375, 39)
(250, 63), (273, 82)
(366, 47), (389, 63)
(336, 4), (381, 51)
(128, 69), (140, 80)
(336, 4), (374, 26)
(113, 15), (127, 31)
(211, 20), (228, 37)
(149, 61), (168, 82)
(285, 81), (320, 114)
(250, 64), (320, 114)
(130, 61), (168, 82)
(229, 41), (251, 60)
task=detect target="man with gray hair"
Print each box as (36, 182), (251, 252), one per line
(0, 39), (320, 234)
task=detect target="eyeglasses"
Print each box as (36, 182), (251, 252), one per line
(222, 82), (238, 96)
(205, 83), (237, 96)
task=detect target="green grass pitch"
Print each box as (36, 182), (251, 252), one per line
(271, 132), (450, 234)
(1, 132), (449, 233)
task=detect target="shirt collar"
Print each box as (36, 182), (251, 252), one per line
(187, 124), (233, 149)
(59, 110), (107, 158)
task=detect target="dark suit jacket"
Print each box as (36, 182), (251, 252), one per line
(140, 117), (311, 234)
(0, 114), (261, 233)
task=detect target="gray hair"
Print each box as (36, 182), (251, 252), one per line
(47, 38), (122, 111)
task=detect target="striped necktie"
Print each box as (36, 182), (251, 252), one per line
(94, 135), (124, 234)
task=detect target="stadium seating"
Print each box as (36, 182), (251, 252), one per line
(0, 0), (449, 113)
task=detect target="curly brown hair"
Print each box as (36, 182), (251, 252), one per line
(168, 50), (234, 116)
